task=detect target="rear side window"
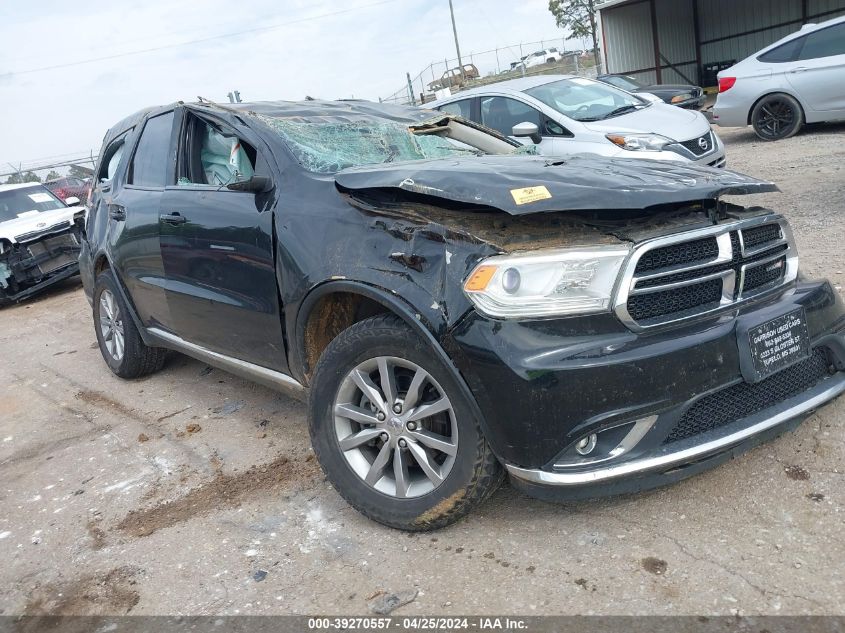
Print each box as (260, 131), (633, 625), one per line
(758, 36), (806, 62)
(798, 23), (845, 60)
(439, 99), (473, 118)
(129, 112), (174, 187)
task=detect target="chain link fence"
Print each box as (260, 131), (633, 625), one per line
(380, 38), (601, 106)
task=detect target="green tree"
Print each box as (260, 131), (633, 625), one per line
(68, 164), (94, 179)
(5, 171), (41, 184)
(45, 170), (62, 181)
(548, 0), (601, 71)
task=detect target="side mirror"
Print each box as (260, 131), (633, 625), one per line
(512, 121), (541, 144)
(226, 175), (272, 193)
(64, 196), (81, 206)
(639, 92), (663, 104)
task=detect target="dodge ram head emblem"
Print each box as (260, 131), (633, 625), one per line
(698, 136), (710, 151)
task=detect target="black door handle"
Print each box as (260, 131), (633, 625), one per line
(108, 204), (126, 221)
(160, 212), (187, 225)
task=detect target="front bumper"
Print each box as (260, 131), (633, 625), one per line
(448, 280), (845, 498)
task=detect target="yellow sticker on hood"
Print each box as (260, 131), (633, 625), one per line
(510, 186), (552, 205)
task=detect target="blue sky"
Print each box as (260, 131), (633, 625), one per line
(0, 0), (579, 169)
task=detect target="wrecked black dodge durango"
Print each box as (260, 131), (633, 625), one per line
(80, 100), (845, 530)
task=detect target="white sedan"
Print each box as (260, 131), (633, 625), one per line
(712, 15), (845, 140)
(429, 75), (726, 167)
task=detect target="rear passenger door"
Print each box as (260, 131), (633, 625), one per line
(158, 108), (287, 371)
(108, 110), (177, 331)
(785, 22), (845, 116)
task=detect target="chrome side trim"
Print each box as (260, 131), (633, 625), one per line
(147, 327), (307, 402)
(506, 373), (845, 486)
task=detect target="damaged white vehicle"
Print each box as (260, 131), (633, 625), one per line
(0, 183), (86, 306)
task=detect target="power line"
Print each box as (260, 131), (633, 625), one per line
(0, 0), (401, 78)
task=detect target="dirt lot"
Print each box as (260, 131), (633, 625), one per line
(1, 123), (844, 617)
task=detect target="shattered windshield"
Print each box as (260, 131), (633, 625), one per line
(256, 115), (486, 173)
(0, 187), (66, 222)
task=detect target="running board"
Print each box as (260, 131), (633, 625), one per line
(147, 327), (307, 402)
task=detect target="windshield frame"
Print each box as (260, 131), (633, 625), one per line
(525, 77), (651, 122)
(0, 185), (68, 223)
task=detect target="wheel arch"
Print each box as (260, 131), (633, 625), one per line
(294, 280), (448, 385)
(747, 89), (807, 126)
(90, 250), (156, 347)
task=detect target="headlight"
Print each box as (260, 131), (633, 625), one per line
(671, 93), (694, 103)
(606, 133), (674, 152)
(463, 247), (630, 318)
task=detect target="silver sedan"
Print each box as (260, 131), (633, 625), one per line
(429, 74), (726, 168)
(713, 15), (845, 140)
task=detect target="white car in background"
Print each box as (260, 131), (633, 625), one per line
(713, 15), (845, 140)
(0, 183), (86, 305)
(430, 75), (726, 167)
(523, 48), (563, 69)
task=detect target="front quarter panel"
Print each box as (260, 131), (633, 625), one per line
(274, 172), (499, 382)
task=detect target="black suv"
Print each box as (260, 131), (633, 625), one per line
(81, 100), (845, 530)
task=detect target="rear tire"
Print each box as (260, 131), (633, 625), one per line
(309, 314), (503, 531)
(93, 270), (167, 379)
(751, 93), (803, 141)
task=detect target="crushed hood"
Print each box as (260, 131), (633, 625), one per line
(0, 206), (84, 243)
(334, 155), (778, 215)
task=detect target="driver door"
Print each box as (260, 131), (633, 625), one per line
(158, 108), (287, 371)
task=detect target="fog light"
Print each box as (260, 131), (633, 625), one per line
(575, 434), (598, 456)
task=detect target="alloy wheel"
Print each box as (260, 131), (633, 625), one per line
(333, 356), (458, 498)
(98, 289), (125, 362)
(756, 99), (796, 139)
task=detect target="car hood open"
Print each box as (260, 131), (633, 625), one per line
(334, 155), (778, 215)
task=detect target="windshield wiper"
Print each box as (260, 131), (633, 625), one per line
(601, 104), (642, 120)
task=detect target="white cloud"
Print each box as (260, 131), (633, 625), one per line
(0, 0), (579, 168)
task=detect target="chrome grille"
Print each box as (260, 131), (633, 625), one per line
(614, 217), (798, 330)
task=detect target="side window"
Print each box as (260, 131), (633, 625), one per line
(480, 96), (543, 137)
(180, 115), (257, 186)
(758, 36), (806, 63)
(798, 23), (845, 60)
(128, 111), (174, 187)
(439, 99), (473, 119)
(97, 136), (127, 183)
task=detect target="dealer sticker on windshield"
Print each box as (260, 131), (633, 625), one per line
(510, 186), (552, 205)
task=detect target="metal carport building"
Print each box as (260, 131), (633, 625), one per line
(597, 0), (845, 87)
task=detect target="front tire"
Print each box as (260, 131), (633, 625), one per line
(309, 314), (502, 531)
(93, 270), (167, 379)
(751, 93), (803, 140)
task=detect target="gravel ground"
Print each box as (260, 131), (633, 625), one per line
(1, 122), (844, 617)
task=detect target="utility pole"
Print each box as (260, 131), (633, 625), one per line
(448, 0), (466, 82)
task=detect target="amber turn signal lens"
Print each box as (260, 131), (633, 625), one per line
(606, 134), (626, 148)
(464, 265), (497, 292)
